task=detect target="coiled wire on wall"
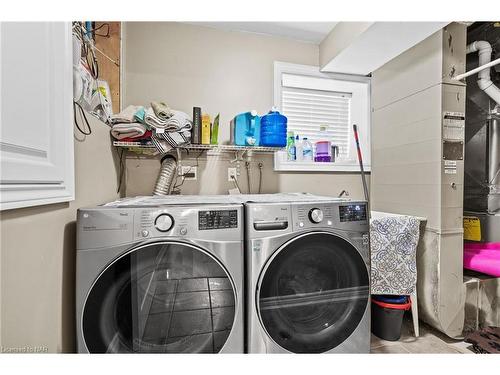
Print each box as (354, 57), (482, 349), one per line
(153, 155), (178, 195)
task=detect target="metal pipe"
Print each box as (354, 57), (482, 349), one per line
(463, 41), (500, 106)
(453, 57), (500, 81)
(153, 155), (177, 195)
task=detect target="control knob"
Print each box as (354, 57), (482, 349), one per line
(309, 208), (324, 224)
(155, 213), (174, 232)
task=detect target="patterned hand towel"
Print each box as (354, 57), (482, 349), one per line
(370, 215), (420, 295)
(151, 101), (173, 121)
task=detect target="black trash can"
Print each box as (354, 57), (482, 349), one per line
(371, 295), (411, 341)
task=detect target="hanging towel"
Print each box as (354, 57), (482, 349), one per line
(151, 101), (173, 121)
(110, 105), (142, 124)
(370, 215), (420, 295)
(111, 122), (147, 140)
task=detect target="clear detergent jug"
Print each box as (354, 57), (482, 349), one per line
(260, 107), (287, 147)
(231, 110), (261, 146)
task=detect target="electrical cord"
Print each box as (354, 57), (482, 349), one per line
(171, 149), (205, 194)
(245, 161), (251, 194)
(74, 101), (92, 136)
(231, 175), (242, 193)
(73, 22), (99, 79)
(258, 162), (264, 194)
(89, 23), (110, 38)
(116, 148), (126, 194)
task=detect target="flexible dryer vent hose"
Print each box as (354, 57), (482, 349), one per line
(153, 155), (177, 195)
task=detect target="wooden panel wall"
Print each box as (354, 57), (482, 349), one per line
(94, 22), (121, 112)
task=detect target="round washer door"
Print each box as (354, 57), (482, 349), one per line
(257, 232), (369, 353)
(83, 241), (236, 353)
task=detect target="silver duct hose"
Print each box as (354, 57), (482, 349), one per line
(153, 155), (177, 195)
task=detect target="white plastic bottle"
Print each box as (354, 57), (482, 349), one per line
(295, 135), (303, 162)
(302, 137), (313, 162)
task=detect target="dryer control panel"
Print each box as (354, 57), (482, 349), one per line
(198, 210), (238, 230)
(132, 204), (243, 242)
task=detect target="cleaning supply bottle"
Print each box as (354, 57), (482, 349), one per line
(302, 137), (313, 162)
(260, 107), (287, 147)
(231, 111), (261, 146)
(295, 135), (303, 162)
(287, 135), (296, 161)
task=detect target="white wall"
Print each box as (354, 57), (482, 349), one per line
(0, 117), (120, 352)
(123, 22), (369, 199)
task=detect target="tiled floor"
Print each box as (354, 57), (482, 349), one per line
(370, 315), (474, 354)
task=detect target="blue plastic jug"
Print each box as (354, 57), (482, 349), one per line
(231, 110), (261, 146)
(260, 107), (287, 147)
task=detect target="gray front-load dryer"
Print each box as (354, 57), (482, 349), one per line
(245, 200), (370, 353)
(76, 201), (244, 353)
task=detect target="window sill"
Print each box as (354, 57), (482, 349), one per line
(274, 159), (371, 173)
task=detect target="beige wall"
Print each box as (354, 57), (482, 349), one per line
(319, 22), (372, 69)
(123, 22), (368, 199)
(0, 117), (120, 352)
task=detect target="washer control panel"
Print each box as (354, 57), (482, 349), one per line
(339, 204), (367, 222)
(198, 210), (238, 230)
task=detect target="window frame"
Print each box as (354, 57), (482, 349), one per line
(273, 61), (371, 173)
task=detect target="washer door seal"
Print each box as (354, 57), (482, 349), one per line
(82, 241), (236, 353)
(257, 232), (369, 353)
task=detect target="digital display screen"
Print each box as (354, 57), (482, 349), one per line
(339, 204), (367, 222)
(198, 210), (238, 230)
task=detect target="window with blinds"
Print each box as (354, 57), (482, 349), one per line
(273, 62), (370, 172)
(281, 86), (352, 158)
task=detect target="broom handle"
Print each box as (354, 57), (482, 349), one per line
(353, 124), (370, 203)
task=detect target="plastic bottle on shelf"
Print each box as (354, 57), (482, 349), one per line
(287, 133), (296, 161)
(295, 135), (303, 162)
(302, 137), (313, 162)
(260, 107), (288, 147)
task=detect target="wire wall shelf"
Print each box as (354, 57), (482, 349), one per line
(113, 141), (283, 154)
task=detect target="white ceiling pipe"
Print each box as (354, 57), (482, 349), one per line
(465, 40), (500, 106)
(454, 57), (500, 81)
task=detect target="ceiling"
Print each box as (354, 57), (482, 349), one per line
(190, 22), (338, 43)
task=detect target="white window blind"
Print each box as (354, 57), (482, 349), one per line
(273, 62), (370, 172)
(281, 86), (352, 159)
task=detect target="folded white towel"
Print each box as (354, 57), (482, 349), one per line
(144, 107), (168, 128)
(164, 110), (193, 131)
(111, 105), (142, 124)
(111, 122), (147, 140)
(145, 109), (192, 131)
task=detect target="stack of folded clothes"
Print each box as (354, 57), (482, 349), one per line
(110, 105), (147, 140)
(110, 101), (192, 153)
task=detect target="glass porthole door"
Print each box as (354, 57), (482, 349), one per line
(257, 232), (369, 353)
(83, 242), (236, 353)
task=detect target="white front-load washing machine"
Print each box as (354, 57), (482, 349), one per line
(76, 200), (244, 353)
(245, 199), (370, 353)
